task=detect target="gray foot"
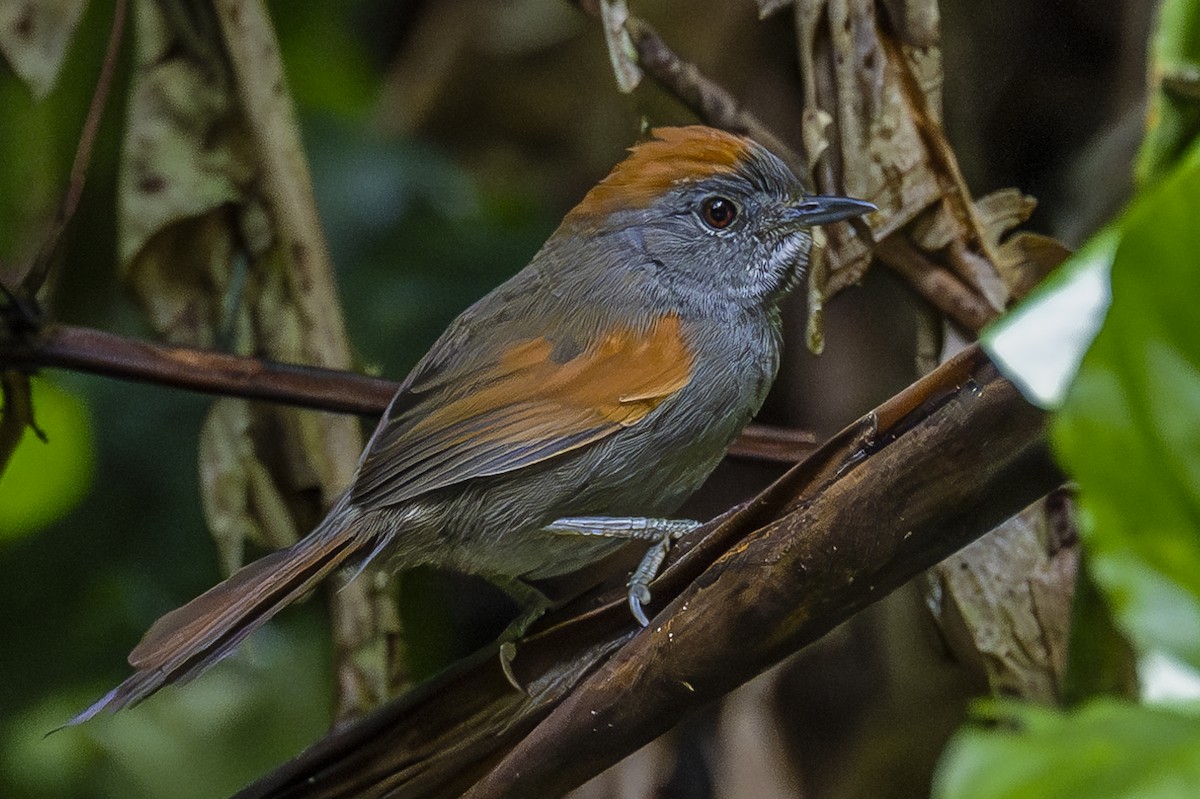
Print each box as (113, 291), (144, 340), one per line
(544, 516), (701, 626)
(494, 579), (551, 692)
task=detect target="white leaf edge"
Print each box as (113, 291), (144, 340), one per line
(982, 228), (1118, 410)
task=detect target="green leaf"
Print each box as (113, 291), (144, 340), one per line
(1136, 0), (1200, 184)
(982, 228), (1115, 409)
(1062, 556), (1139, 705)
(0, 377), (95, 541)
(934, 699), (1200, 799)
(1053, 142), (1200, 671)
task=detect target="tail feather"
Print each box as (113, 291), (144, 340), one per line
(67, 505), (367, 727)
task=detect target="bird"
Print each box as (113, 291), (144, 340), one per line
(70, 125), (875, 724)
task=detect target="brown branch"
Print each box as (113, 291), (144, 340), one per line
(0, 324), (817, 464)
(2, 325), (394, 414)
(22, 0), (127, 295)
(726, 423), (817, 461)
(875, 234), (1000, 332)
(623, 18), (801, 169)
(234, 345), (1060, 798)
(2, 0), (126, 478)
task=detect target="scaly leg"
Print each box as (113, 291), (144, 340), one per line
(494, 578), (552, 691)
(543, 516), (701, 626)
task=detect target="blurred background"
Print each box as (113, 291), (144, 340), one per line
(0, 1), (1155, 796)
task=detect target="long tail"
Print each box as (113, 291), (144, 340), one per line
(68, 501), (370, 726)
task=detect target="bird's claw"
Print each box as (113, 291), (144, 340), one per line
(628, 583), (653, 627)
(540, 515), (700, 627)
(498, 641), (526, 693)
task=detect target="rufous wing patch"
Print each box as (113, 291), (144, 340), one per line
(351, 314), (695, 508)
(567, 126), (755, 221)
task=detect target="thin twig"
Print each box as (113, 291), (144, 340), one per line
(875, 234), (999, 333)
(624, 18), (800, 167)
(0, 324), (818, 464)
(22, 0), (128, 295)
(4, 325), (394, 414)
(569, 0), (804, 173)
(4, 0), (126, 482)
(727, 424), (817, 462)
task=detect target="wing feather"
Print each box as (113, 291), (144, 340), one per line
(351, 314), (694, 508)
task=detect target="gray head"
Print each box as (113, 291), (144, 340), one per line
(561, 126), (875, 309)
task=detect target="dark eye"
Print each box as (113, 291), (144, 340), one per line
(699, 196), (738, 230)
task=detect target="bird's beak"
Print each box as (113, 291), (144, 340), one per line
(785, 195), (877, 227)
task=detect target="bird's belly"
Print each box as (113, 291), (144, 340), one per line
(411, 356), (769, 581)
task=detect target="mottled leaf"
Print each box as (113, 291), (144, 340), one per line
(796, 0), (1055, 338)
(199, 398), (300, 576)
(930, 496), (1077, 702)
(0, 0), (87, 100)
(802, 0), (943, 294)
(119, 2), (257, 343)
(598, 0), (641, 93)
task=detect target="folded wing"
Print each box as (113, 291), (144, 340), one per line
(351, 313), (695, 508)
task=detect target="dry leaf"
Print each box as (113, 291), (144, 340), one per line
(903, 191), (1031, 314)
(755, 0), (797, 20)
(117, 1), (356, 585)
(972, 190), (1070, 301)
(878, 0), (939, 49)
(598, 0), (641, 94)
(929, 497), (1077, 702)
(974, 188), (1037, 250)
(199, 398), (301, 576)
(799, 0), (945, 294)
(994, 232), (1073, 301)
(0, 0), (87, 100)
(793, 0), (1065, 329)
